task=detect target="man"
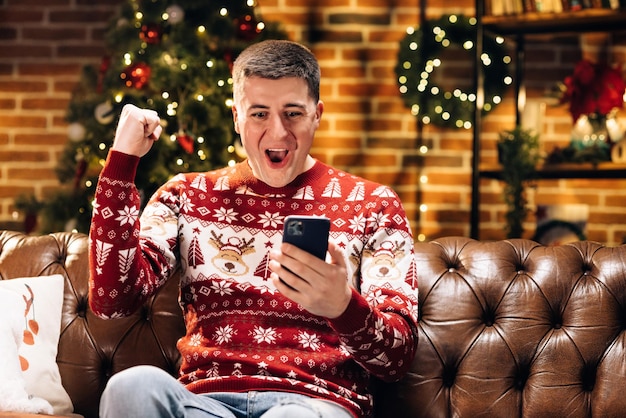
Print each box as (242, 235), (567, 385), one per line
(89, 39), (418, 418)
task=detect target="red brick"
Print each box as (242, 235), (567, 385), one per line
(0, 150), (51, 162)
(0, 115), (47, 128)
(22, 27), (88, 41)
(15, 133), (69, 146)
(0, 98), (17, 109)
(0, 80), (47, 93)
(1, 45), (53, 59)
(0, 9), (44, 23)
(7, 167), (57, 181)
(58, 44), (108, 59)
(49, 9), (118, 24)
(19, 63), (82, 76)
(0, 26), (18, 40)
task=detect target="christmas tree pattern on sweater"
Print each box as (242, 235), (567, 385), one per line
(89, 152), (418, 418)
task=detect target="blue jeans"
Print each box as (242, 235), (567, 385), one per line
(99, 365), (354, 418)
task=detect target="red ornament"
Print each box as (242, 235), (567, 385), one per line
(121, 62), (151, 89)
(140, 23), (163, 44)
(235, 14), (259, 41)
(177, 132), (194, 154)
(224, 49), (234, 73)
(97, 56), (111, 93)
(73, 157), (87, 190)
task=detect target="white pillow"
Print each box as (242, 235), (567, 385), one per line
(0, 274), (74, 415)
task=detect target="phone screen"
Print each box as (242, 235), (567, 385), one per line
(282, 215), (330, 260)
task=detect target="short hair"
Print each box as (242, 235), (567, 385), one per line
(232, 40), (320, 103)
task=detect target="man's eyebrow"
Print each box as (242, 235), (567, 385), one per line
(284, 102), (306, 109)
(248, 104), (269, 111)
(247, 103), (307, 111)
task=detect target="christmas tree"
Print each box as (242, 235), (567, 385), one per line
(20, 0), (286, 234)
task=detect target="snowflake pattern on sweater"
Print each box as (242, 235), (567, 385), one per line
(89, 151), (418, 418)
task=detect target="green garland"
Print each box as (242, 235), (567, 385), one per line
(395, 14), (512, 129)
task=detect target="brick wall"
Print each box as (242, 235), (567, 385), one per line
(1, 0), (625, 244)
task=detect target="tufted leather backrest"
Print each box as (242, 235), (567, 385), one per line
(376, 236), (626, 417)
(3, 231), (626, 417)
(0, 231), (184, 418)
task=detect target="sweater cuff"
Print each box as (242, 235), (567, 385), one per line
(327, 288), (372, 335)
(101, 150), (140, 182)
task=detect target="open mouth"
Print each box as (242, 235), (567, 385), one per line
(266, 149), (288, 163)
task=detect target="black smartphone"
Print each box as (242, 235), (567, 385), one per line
(282, 215), (330, 260)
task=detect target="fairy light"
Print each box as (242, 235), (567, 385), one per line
(396, 14), (512, 130)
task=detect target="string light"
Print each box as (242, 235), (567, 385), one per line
(395, 14), (512, 130)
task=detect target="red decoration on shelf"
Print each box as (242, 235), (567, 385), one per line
(560, 59), (625, 123)
(121, 62), (151, 89)
(177, 132), (194, 154)
(235, 14), (259, 41)
(140, 23), (163, 44)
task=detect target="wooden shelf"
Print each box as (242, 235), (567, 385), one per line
(482, 9), (626, 35)
(480, 162), (626, 180)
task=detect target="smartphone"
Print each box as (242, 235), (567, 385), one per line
(282, 215), (330, 260)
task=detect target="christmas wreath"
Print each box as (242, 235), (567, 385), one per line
(395, 14), (512, 129)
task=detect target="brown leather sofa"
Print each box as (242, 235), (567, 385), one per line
(1, 230), (625, 417)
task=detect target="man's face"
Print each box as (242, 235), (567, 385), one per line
(232, 76), (323, 188)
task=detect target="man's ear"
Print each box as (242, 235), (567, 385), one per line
(315, 101), (324, 126)
(232, 105), (240, 134)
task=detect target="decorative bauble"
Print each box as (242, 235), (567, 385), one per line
(121, 62), (151, 89)
(67, 122), (86, 142)
(177, 132), (194, 154)
(94, 101), (115, 125)
(165, 5), (184, 24)
(611, 139), (626, 163)
(140, 23), (163, 44)
(235, 14), (259, 41)
(97, 56), (111, 93)
(395, 14), (512, 129)
(73, 155), (87, 190)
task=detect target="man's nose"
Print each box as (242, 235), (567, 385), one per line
(268, 114), (289, 137)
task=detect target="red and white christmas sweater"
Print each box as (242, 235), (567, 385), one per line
(89, 150), (418, 418)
